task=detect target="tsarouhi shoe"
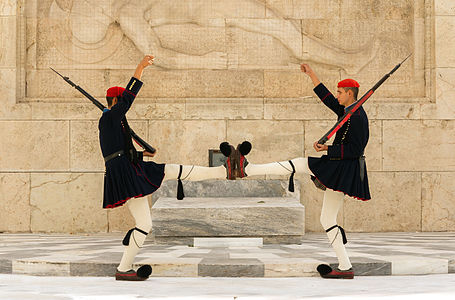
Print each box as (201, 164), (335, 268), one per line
(317, 264), (354, 279)
(235, 141), (251, 178)
(220, 142), (237, 180)
(115, 265), (152, 281)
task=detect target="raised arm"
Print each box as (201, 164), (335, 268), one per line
(134, 55), (154, 80)
(109, 55), (154, 120)
(301, 63), (344, 116)
(301, 63), (320, 87)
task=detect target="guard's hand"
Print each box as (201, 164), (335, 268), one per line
(143, 150), (156, 157)
(140, 55), (155, 68)
(300, 63), (313, 75)
(313, 141), (328, 152)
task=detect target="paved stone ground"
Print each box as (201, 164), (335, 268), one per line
(1, 273), (455, 299)
(0, 232), (454, 278)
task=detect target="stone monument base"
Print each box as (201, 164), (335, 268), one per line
(151, 180), (304, 245)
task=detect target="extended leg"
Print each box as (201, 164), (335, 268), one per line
(163, 164), (226, 181)
(244, 157), (314, 177)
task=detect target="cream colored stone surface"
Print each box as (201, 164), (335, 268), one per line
(141, 70), (264, 98)
(0, 121), (69, 171)
(263, 72), (344, 120)
(36, 1), (141, 68)
(128, 100), (185, 120)
(30, 173), (107, 233)
(0, 69), (32, 120)
(0, 173), (31, 232)
(185, 98), (263, 120)
(0, 0), (16, 15)
(0, 102), (32, 120)
(70, 120), (147, 172)
(266, 0), (340, 19)
(31, 103), (100, 120)
(364, 103), (421, 120)
(0, 68), (16, 103)
(383, 120), (455, 171)
(148, 120), (226, 165)
(211, 0), (266, 18)
(435, 0), (455, 15)
(421, 68), (455, 120)
(27, 69), (118, 99)
(435, 17), (455, 67)
(0, 67), (16, 100)
(365, 120), (382, 172)
(226, 21), (301, 69)
(183, 70), (264, 98)
(227, 120), (304, 163)
(29, 68), (263, 100)
(344, 172), (422, 232)
(153, 21), (226, 57)
(138, 71), (189, 98)
(31, 100), (184, 121)
(0, 16), (16, 67)
(264, 99), (332, 121)
(264, 71), (305, 98)
(422, 172), (455, 231)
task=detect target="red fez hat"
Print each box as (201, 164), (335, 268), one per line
(106, 86), (125, 98)
(337, 79), (360, 88)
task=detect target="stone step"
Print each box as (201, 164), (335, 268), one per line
(12, 260), (393, 278)
(152, 197), (305, 244)
(194, 237), (263, 247)
(2, 232), (454, 278)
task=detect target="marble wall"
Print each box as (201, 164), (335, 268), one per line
(0, 0), (453, 233)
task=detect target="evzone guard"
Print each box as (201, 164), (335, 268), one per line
(221, 63), (371, 279)
(99, 55), (251, 280)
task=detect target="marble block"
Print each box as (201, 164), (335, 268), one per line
(152, 197), (304, 244)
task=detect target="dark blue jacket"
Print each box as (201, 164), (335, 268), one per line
(98, 77), (165, 209)
(98, 77), (143, 159)
(308, 83), (371, 200)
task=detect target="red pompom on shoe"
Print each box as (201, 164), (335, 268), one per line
(115, 265), (152, 281)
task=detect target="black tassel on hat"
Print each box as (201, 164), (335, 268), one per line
(177, 165), (185, 200)
(288, 160), (295, 192)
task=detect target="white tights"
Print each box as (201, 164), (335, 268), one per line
(320, 189), (352, 270)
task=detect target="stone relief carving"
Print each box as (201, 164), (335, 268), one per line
(46, 0), (385, 74)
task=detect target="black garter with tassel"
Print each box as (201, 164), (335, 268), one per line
(288, 160), (295, 192)
(177, 165), (184, 200)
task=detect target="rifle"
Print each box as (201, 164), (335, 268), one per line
(317, 54), (412, 145)
(51, 67), (156, 154)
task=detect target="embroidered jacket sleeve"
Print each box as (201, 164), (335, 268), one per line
(313, 83), (344, 117)
(327, 112), (367, 159)
(109, 77), (143, 122)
